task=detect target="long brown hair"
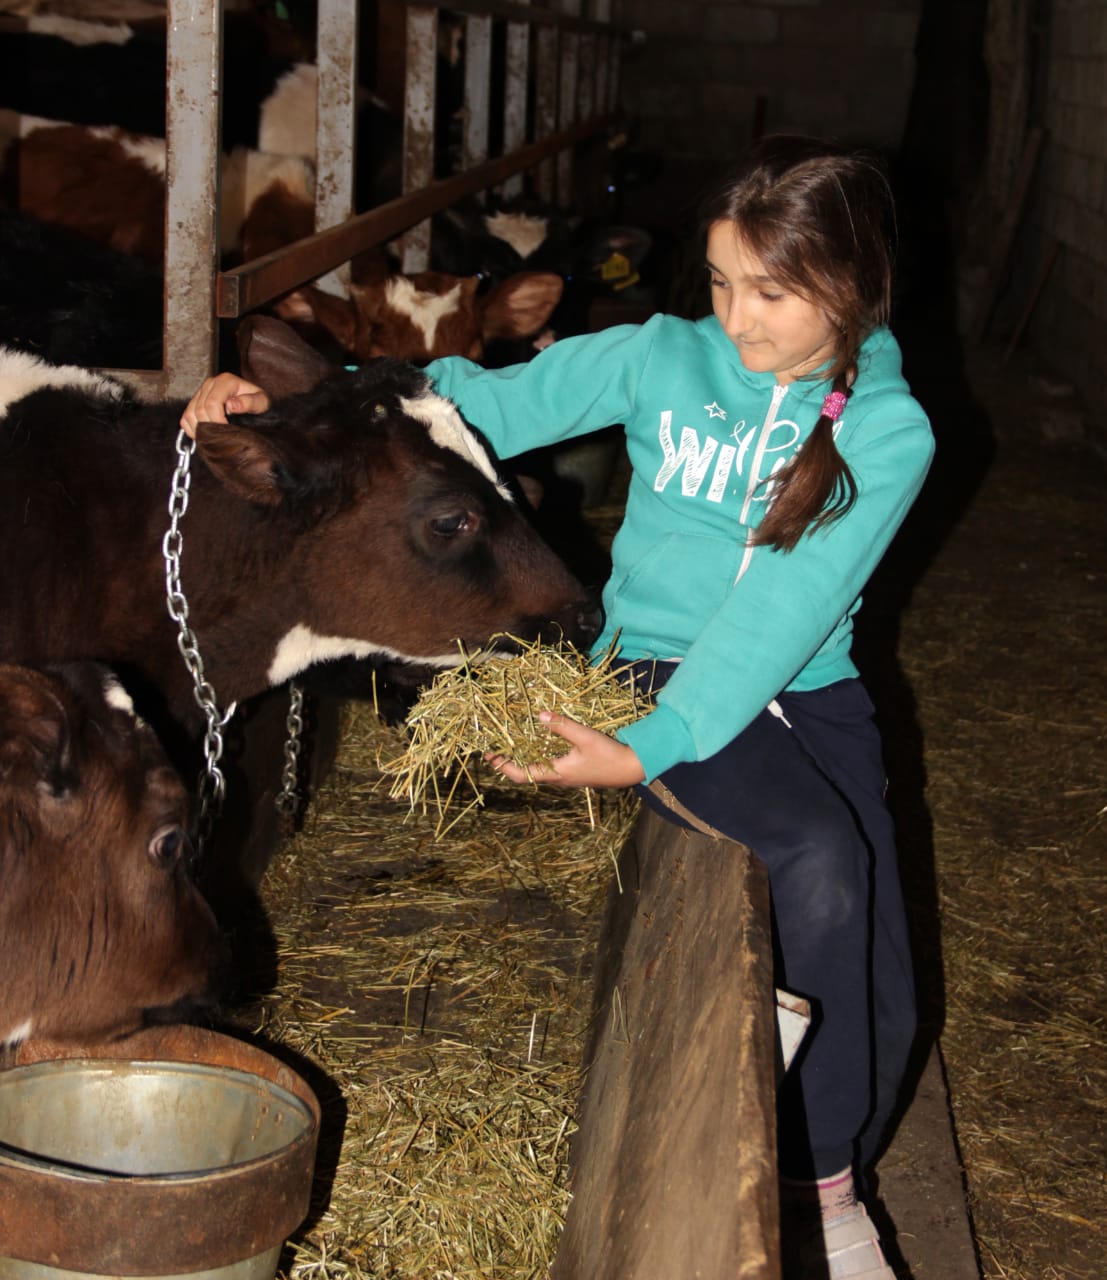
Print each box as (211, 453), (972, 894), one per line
(699, 135), (896, 551)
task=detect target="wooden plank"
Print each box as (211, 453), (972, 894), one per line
(552, 805), (780, 1280)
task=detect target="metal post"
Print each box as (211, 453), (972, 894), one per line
(556, 0), (581, 208)
(164, 0), (222, 400)
(534, 19), (559, 204)
(501, 0), (530, 201)
(315, 0), (359, 293)
(463, 13), (492, 180)
(402, 4), (437, 272)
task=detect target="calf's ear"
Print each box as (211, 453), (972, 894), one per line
(480, 271), (563, 340)
(0, 666), (76, 798)
(237, 313), (339, 397)
(195, 425), (286, 506)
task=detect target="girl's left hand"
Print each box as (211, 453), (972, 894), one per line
(485, 712), (646, 790)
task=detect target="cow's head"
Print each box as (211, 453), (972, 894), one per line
(192, 317), (599, 691)
(0, 662), (226, 1047)
(272, 265), (564, 365)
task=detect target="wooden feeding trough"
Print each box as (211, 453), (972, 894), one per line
(552, 804), (784, 1280)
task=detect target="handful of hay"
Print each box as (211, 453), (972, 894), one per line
(378, 636), (642, 835)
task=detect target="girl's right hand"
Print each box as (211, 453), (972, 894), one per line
(179, 374), (270, 438)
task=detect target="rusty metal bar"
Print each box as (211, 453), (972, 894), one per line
(163, 0), (222, 400)
(556, 0), (581, 206)
(501, 2), (530, 200)
(315, 0), (359, 296)
(462, 13), (492, 177)
(577, 24), (595, 122)
(401, 4), (438, 271)
(534, 22), (559, 203)
(216, 114), (620, 318)
(150, 0), (625, 388)
(388, 0), (613, 34)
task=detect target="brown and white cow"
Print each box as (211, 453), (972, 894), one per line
(275, 264), (565, 366)
(0, 111), (316, 268)
(0, 317), (599, 747)
(0, 661), (226, 1048)
(0, 111), (563, 368)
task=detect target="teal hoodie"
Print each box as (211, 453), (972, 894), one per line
(426, 313), (934, 783)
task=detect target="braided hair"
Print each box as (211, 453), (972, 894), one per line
(699, 135), (896, 551)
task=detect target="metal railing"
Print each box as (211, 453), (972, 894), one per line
(139, 0), (624, 400)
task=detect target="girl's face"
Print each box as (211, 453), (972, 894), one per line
(706, 222), (840, 384)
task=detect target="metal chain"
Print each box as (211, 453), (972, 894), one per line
(163, 429), (237, 854)
(276, 679), (305, 831)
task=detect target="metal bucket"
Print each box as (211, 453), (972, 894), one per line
(0, 1025), (321, 1280)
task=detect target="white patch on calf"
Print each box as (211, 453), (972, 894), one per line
(258, 62), (317, 158)
(268, 626), (461, 687)
(87, 125), (166, 176)
(384, 277), (462, 354)
(400, 392), (513, 501)
(0, 348), (125, 420)
(257, 62), (378, 163)
(484, 211), (549, 261)
(102, 673), (136, 719)
(0, 114), (165, 176)
(27, 15), (133, 45)
(0, 111), (60, 155)
(1, 1018), (33, 1049)
(220, 146), (315, 251)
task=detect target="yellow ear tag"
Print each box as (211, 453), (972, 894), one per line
(599, 251), (631, 282)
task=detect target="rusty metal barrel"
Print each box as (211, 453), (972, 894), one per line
(0, 1025), (320, 1280)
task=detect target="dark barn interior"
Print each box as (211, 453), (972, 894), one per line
(0, 2), (1104, 1279)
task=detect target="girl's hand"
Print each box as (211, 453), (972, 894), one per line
(179, 374), (270, 438)
(485, 712), (646, 790)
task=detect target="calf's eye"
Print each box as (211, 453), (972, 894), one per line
(430, 511), (475, 538)
(148, 824), (188, 869)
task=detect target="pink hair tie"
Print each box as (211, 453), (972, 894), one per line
(821, 390), (848, 421)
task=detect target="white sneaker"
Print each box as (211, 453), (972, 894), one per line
(781, 1202), (896, 1279)
(820, 1206), (896, 1279)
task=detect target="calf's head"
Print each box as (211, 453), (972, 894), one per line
(0, 662), (226, 1047)
(193, 317), (600, 691)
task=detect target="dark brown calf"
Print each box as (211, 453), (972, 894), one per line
(0, 318), (598, 741)
(0, 661), (225, 1047)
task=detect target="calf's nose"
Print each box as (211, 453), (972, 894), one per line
(576, 597), (604, 647)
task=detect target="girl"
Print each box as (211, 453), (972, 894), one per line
(182, 134), (933, 1280)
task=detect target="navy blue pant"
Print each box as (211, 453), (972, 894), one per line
(631, 664), (917, 1180)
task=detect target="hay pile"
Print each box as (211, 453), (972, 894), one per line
(378, 637), (641, 835)
(246, 701), (639, 1279)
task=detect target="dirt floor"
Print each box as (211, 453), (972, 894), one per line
(861, 337), (1107, 1280)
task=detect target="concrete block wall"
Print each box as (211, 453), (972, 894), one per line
(615, 0), (923, 161)
(1020, 1), (1107, 431)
